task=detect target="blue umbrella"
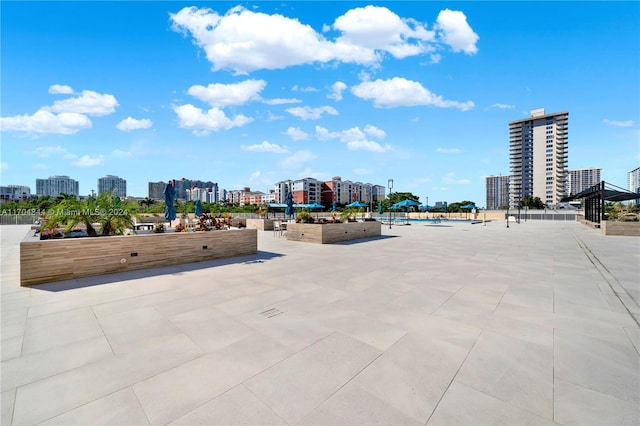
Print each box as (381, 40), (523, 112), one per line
(332, 202), (337, 212)
(285, 192), (294, 219)
(378, 200), (383, 214)
(460, 204), (476, 209)
(195, 199), (202, 217)
(346, 201), (368, 208)
(163, 181), (177, 223)
(391, 199), (421, 209)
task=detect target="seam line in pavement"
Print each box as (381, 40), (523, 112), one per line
(424, 330), (482, 425)
(572, 232), (640, 329)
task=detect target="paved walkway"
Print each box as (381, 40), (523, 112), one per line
(1, 220), (639, 425)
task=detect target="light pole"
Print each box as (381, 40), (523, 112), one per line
(506, 205), (510, 228)
(425, 196), (429, 218)
(388, 179), (393, 229)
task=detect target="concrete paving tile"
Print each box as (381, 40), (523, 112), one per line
(350, 330), (477, 423)
(26, 286), (142, 318)
(388, 286), (456, 315)
(554, 285), (611, 311)
(213, 288), (294, 316)
(427, 381), (558, 425)
(169, 385), (286, 425)
(169, 306), (257, 352)
(91, 288), (183, 318)
(1, 389), (15, 426)
(433, 283), (508, 319)
(11, 333), (203, 425)
(1, 336), (113, 392)
(237, 311), (332, 351)
(554, 378), (640, 425)
(554, 299), (637, 328)
(98, 306), (184, 354)
(307, 310), (406, 351)
(273, 287), (349, 315)
(133, 333), (294, 425)
(21, 307), (104, 355)
(624, 326), (640, 355)
(245, 332), (382, 424)
(1, 307), (28, 340)
(456, 331), (554, 419)
(1, 336), (22, 361)
(555, 328), (639, 404)
(38, 387), (150, 425)
(498, 284), (555, 312)
(298, 382), (421, 425)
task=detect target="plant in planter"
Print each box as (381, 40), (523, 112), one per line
(296, 211), (314, 223)
(152, 223), (165, 233)
(175, 222), (186, 232)
(340, 207), (358, 223)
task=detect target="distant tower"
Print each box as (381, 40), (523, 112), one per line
(36, 175), (79, 197)
(509, 108), (568, 207)
(568, 168), (601, 196)
(98, 175), (127, 197)
(486, 175), (510, 209)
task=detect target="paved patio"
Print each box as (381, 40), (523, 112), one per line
(1, 220), (639, 425)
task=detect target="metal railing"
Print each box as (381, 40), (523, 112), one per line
(0, 214), (39, 225)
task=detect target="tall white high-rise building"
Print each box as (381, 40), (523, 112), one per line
(509, 108), (568, 207)
(36, 175), (79, 197)
(485, 175), (510, 210)
(630, 167), (640, 205)
(568, 168), (601, 196)
(98, 175), (127, 197)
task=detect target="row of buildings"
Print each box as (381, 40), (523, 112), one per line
(485, 107), (639, 209)
(148, 177), (387, 207)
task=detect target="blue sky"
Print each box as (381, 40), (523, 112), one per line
(1, 1), (638, 206)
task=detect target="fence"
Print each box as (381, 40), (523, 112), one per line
(0, 214), (39, 225)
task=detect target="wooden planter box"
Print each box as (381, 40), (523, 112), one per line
(20, 229), (257, 286)
(600, 220), (640, 236)
(246, 218), (275, 231)
(286, 221), (381, 244)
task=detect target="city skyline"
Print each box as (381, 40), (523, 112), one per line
(2, 2), (638, 207)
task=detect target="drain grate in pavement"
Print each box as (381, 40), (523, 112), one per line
(260, 308), (284, 318)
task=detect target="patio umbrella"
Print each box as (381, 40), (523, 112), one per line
(391, 199), (421, 209)
(163, 180), (177, 224)
(378, 200), (383, 214)
(195, 199), (202, 217)
(332, 202), (337, 212)
(307, 202), (324, 218)
(285, 191), (294, 219)
(460, 204), (476, 209)
(346, 201), (368, 208)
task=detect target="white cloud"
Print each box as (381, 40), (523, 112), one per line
(280, 150), (316, 169)
(486, 103), (515, 110)
(48, 84), (74, 95)
(170, 6), (476, 74)
(47, 90), (119, 116)
(435, 9), (479, 54)
(327, 81), (347, 101)
(1, 110), (92, 135)
(73, 154), (105, 167)
(315, 125), (340, 140)
(261, 97), (301, 105)
(442, 172), (471, 184)
(187, 79), (265, 107)
(351, 77), (474, 110)
(346, 140), (392, 153)
(315, 124), (392, 153)
(116, 117), (153, 131)
(603, 119), (634, 127)
(241, 141), (288, 153)
(111, 149), (132, 158)
(364, 124), (386, 139)
(429, 53), (441, 64)
(1, 162), (7, 171)
(173, 104), (253, 135)
(282, 126), (309, 141)
(286, 106), (338, 120)
(436, 147), (462, 154)
(33, 145), (69, 158)
(32, 163), (49, 170)
(332, 5), (435, 59)
(292, 85), (318, 93)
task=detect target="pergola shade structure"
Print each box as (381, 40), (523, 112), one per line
(562, 181), (640, 223)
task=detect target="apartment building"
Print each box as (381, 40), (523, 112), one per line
(568, 168), (601, 196)
(485, 175), (510, 210)
(509, 108), (569, 207)
(36, 175), (79, 197)
(630, 167), (640, 205)
(97, 175), (127, 198)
